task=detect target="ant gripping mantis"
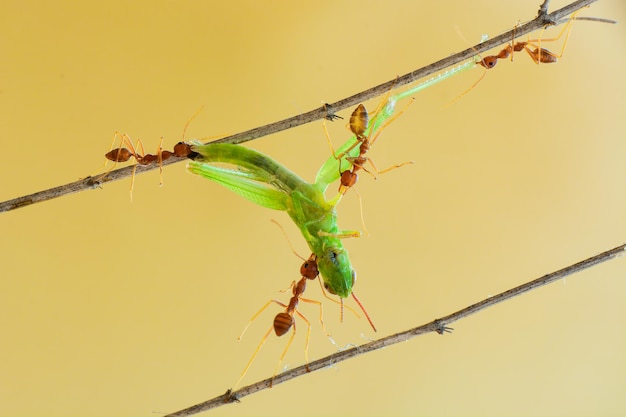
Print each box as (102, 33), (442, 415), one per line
(234, 254), (325, 386)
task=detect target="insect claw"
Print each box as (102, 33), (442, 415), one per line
(322, 102), (343, 121)
(434, 320), (454, 335)
(223, 389), (240, 404)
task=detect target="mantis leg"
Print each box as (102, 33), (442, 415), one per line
(317, 230), (361, 239)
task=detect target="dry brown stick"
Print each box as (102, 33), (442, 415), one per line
(0, 0), (599, 214)
(164, 243), (625, 416)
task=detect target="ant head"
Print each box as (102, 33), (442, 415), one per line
(300, 257), (319, 280)
(478, 56), (498, 69)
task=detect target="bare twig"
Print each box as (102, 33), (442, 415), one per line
(164, 243), (625, 416)
(0, 0), (600, 214)
(569, 16), (617, 24)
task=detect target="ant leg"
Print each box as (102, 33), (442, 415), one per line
(156, 136), (164, 186)
(278, 280), (297, 294)
(237, 299), (288, 341)
(234, 299), (290, 388)
(445, 69), (488, 107)
(234, 325), (274, 389)
(322, 117), (341, 160)
(273, 318), (301, 378)
(300, 297), (326, 335)
(129, 165), (138, 202)
(353, 187), (369, 237)
(509, 21), (521, 62)
(526, 11), (577, 64)
(368, 157), (415, 176)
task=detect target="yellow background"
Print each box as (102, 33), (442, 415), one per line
(1, 1), (625, 416)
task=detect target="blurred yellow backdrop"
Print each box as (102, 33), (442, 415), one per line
(1, 1), (625, 416)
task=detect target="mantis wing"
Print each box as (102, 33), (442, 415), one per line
(187, 161), (289, 211)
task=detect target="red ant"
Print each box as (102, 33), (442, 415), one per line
(324, 100), (414, 197)
(449, 14), (577, 106)
(103, 133), (192, 168)
(478, 12), (576, 70)
(100, 134), (194, 198)
(235, 254), (325, 387)
(100, 108), (199, 197)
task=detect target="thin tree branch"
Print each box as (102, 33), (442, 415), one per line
(164, 243), (625, 416)
(569, 16), (617, 24)
(0, 0), (599, 214)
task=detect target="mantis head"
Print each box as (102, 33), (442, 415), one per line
(318, 244), (377, 332)
(317, 245), (355, 299)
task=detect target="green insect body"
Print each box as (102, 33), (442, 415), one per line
(187, 142), (358, 298)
